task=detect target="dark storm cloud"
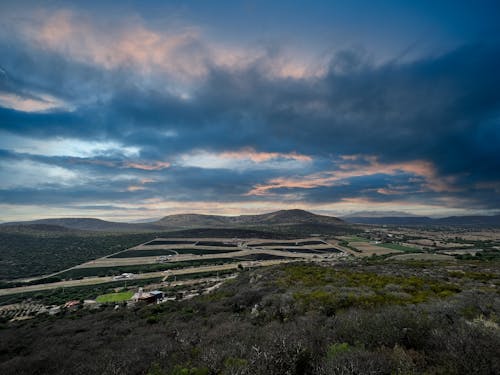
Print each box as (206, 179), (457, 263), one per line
(0, 17), (499, 213)
(3, 40), (499, 164)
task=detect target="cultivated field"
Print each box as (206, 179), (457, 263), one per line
(0, 236), (348, 298)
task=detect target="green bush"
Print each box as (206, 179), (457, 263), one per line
(170, 365), (209, 375)
(327, 342), (351, 358)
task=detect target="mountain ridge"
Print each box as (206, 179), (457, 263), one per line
(2, 209), (344, 232)
(4, 210), (500, 231)
(343, 214), (500, 226)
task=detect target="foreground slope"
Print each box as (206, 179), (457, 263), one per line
(0, 260), (498, 375)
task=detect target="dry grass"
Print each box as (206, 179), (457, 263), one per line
(387, 253), (454, 261)
(350, 242), (402, 257)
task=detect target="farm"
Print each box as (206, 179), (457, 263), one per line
(0, 221), (499, 375)
(1, 224), (499, 334)
(0, 235), (349, 307)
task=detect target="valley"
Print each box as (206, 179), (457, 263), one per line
(0, 210), (499, 374)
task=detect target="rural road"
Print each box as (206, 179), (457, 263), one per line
(0, 259), (298, 296)
(75, 248), (318, 268)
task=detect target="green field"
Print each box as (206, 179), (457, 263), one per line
(376, 243), (421, 252)
(0, 277), (164, 307)
(345, 236), (368, 242)
(96, 291), (134, 303)
(0, 269), (239, 307)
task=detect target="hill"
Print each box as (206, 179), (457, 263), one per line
(155, 209), (344, 228)
(5, 210), (500, 231)
(342, 216), (434, 225)
(1, 218), (159, 232)
(343, 211), (420, 218)
(343, 214), (500, 226)
(3, 210), (345, 232)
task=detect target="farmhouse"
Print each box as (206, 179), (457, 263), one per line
(132, 288), (164, 304)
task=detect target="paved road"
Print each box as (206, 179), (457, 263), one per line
(0, 259), (298, 296)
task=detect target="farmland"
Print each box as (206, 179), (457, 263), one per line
(2, 223), (499, 303)
(0, 220), (499, 375)
(376, 243), (421, 252)
(96, 291), (134, 303)
(0, 231), (353, 308)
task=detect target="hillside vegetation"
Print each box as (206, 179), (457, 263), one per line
(0, 230), (160, 280)
(0, 260), (498, 374)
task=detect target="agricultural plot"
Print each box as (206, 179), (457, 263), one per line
(144, 240), (195, 246)
(376, 243), (421, 252)
(96, 291), (134, 303)
(56, 258), (247, 279)
(109, 248), (241, 258)
(344, 240), (403, 257)
(273, 247), (341, 254)
(0, 236), (348, 298)
(297, 240), (326, 246)
(343, 236), (368, 242)
(248, 241), (309, 247)
(110, 249), (178, 258)
(237, 254), (287, 261)
(195, 241), (238, 247)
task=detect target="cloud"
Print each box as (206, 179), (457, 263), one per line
(177, 148), (311, 170)
(0, 92), (72, 112)
(218, 148), (312, 162)
(0, 159), (78, 189)
(0, 4), (499, 218)
(0, 132), (140, 158)
(11, 8), (322, 86)
(24, 10), (205, 79)
(123, 161), (171, 171)
(127, 185), (147, 192)
(245, 156), (459, 196)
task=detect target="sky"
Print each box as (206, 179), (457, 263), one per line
(0, 0), (499, 221)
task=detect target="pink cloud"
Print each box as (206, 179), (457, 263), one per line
(124, 161), (171, 171)
(246, 155), (460, 196)
(18, 9), (325, 83)
(126, 185), (147, 192)
(219, 148), (312, 163)
(25, 10), (205, 78)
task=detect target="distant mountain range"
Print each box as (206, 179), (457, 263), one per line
(343, 211), (420, 218)
(342, 214), (500, 226)
(3, 209), (499, 232)
(1, 209), (345, 232)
